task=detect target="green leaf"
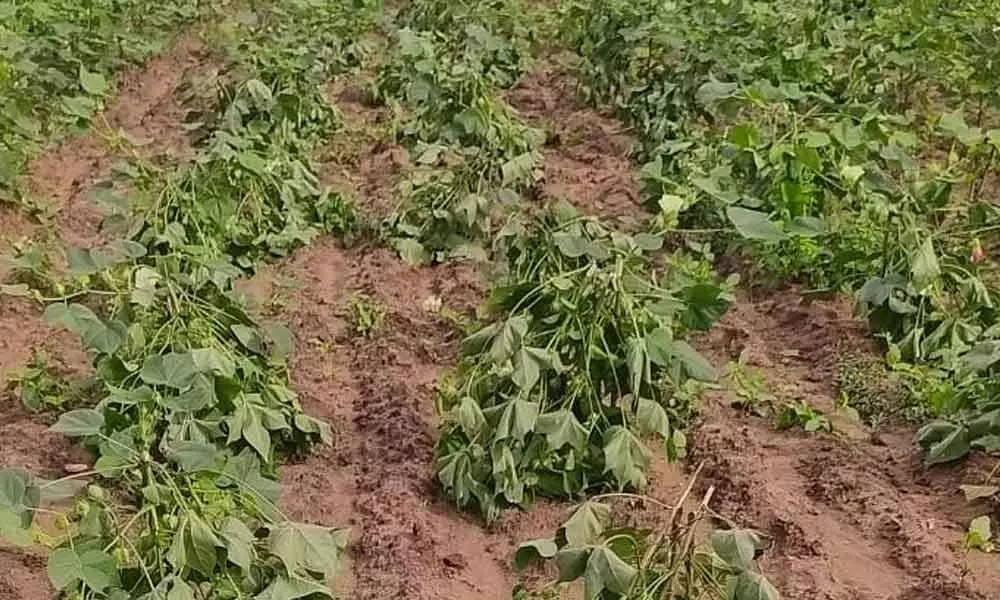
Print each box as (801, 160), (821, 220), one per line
(242, 407), (272, 461)
(514, 538), (558, 572)
(512, 347), (541, 391)
(233, 324), (265, 355)
(919, 422), (970, 464)
(268, 522), (348, 578)
(165, 374), (216, 412)
(167, 578), (196, 600)
(584, 546), (638, 597)
(392, 237), (429, 265)
(494, 399), (539, 443)
(561, 501), (611, 546)
(79, 67), (107, 96)
(220, 517), (256, 571)
(730, 570), (781, 600)
(535, 410), (588, 451)
(711, 529), (762, 571)
(238, 151), (268, 174)
(50, 409), (104, 436)
(264, 323), (294, 363)
(603, 427), (650, 489)
(44, 304), (127, 354)
(635, 398), (670, 440)
(727, 207), (787, 242)
(254, 575), (334, 600)
(553, 232), (588, 258)
(911, 238), (940, 290)
(555, 547), (591, 582)
(47, 547), (119, 592)
(695, 79), (738, 106)
(671, 340), (717, 381)
(187, 514), (222, 576)
(451, 396), (486, 438)
(140, 353), (197, 388)
(830, 120), (863, 149)
(961, 341), (1000, 373)
(166, 441), (219, 472)
(939, 111), (984, 145)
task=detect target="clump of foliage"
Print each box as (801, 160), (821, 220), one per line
(0, 0), (218, 201)
(434, 206), (731, 519)
(349, 293), (387, 338)
(513, 482), (780, 599)
(835, 350), (908, 426)
(374, 4), (543, 263)
(563, 0), (1000, 465)
(0, 1), (379, 598)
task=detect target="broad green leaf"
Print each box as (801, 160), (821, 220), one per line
(233, 324), (265, 355)
(830, 120), (863, 149)
(961, 341), (1000, 373)
(554, 232), (588, 258)
(164, 374), (216, 412)
(79, 67), (107, 95)
(254, 575), (334, 600)
(584, 546), (638, 598)
(729, 570), (781, 600)
(166, 441), (219, 472)
(238, 151), (268, 174)
(268, 522), (348, 578)
(242, 408), (272, 461)
(919, 422), (970, 464)
(187, 514), (222, 576)
(44, 304), (127, 354)
(695, 79), (738, 106)
(939, 111), (984, 145)
(47, 547), (119, 591)
(0, 470), (34, 530)
(512, 347), (541, 391)
(220, 517), (256, 571)
(603, 427), (650, 489)
(726, 207), (787, 242)
(141, 353), (197, 389)
(555, 547), (591, 582)
(451, 396), (486, 438)
(635, 398), (670, 440)
(671, 340), (717, 381)
(392, 237), (429, 265)
(514, 538), (558, 571)
(264, 323), (294, 363)
(561, 501), (611, 546)
(50, 409), (104, 436)
(536, 410), (588, 451)
(167, 578), (196, 600)
(910, 238), (940, 290)
(711, 529), (762, 571)
(788, 216), (824, 237)
(494, 399), (539, 443)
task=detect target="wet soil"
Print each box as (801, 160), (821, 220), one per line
(0, 31), (222, 600)
(691, 289), (1000, 600)
(506, 55), (645, 230)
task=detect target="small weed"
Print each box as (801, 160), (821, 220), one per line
(775, 401), (832, 433)
(835, 349), (907, 427)
(349, 294), (387, 337)
(728, 351), (773, 416)
(964, 516), (993, 552)
(6, 351), (66, 411)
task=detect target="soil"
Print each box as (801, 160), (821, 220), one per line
(3, 21), (1000, 600)
(506, 55), (646, 230)
(691, 289), (1000, 600)
(0, 30), (222, 600)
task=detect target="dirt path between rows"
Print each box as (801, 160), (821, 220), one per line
(692, 290), (1000, 599)
(0, 31), (220, 599)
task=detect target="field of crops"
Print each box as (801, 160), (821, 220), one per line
(1, 0), (999, 598)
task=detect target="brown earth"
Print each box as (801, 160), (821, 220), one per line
(506, 55), (646, 230)
(690, 289), (1000, 600)
(0, 30), (222, 600)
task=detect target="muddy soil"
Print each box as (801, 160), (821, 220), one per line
(0, 31), (222, 600)
(506, 56), (646, 230)
(691, 290), (1000, 600)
